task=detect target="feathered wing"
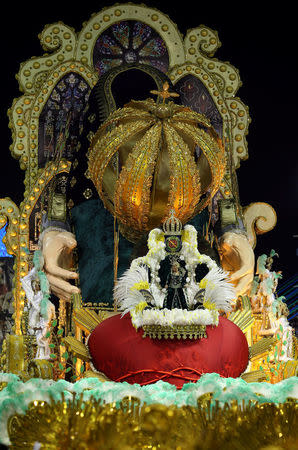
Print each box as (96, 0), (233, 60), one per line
(114, 265), (149, 315)
(186, 281), (203, 308)
(203, 266), (236, 311)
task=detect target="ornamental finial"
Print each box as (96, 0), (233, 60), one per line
(150, 82), (180, 103)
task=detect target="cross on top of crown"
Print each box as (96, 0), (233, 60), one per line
(150, 82), (180, 103)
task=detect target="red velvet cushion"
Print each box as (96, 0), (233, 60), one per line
(88, 314), (249, 389)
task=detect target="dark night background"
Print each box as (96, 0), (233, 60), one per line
(0, 0), (297, 279)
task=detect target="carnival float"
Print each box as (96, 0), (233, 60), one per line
(0, 3), (297, 448)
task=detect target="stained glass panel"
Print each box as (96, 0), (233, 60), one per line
(175, 74), (223, 136)
(112, 22), (130, 49)
(38, 73), (91, 167)
(93, 20), (169, 77)
(138, 38), (166, 57)
(95, 35), (123, 55)
(132, 22), (152, 49)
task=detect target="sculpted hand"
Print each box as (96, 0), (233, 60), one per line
(42, 230), (80, 301)
(218, 231), (255, 297)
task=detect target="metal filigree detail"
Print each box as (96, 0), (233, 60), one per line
(163, 122), (201, 224)
(115, 123), (162, 231)
(88, 119), (154, 215)
(83, 189), (93, 200)
(142, 324), (207, 339)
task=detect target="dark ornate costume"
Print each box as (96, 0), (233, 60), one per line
(163, 263), (188, 310)
(158, 251), (209, 310)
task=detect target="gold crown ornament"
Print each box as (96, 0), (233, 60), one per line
(162, 209), (183, 236)
(88, 83), (225, 242)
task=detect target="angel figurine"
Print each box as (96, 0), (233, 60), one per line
(21, 267), (55, 359)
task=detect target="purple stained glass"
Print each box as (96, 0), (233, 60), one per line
(139, 38), (166, 57)
(175, 74), (223, 136)
(124, 51), (137, 64)
(95, 58), (123, 76)
(132, 22), (152, 49)
(93, 20), (169, 77)
(38, 73), (91, 167)
(95, 35), (123, 55)
(112, 22), (130, 49)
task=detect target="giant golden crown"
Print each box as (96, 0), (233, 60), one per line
(88, 87), (225, 242)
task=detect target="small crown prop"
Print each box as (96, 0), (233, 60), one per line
(162, 209), (183, 235)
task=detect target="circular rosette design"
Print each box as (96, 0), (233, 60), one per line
(93, 21), (169, 76)
(88, 99), (225, 242)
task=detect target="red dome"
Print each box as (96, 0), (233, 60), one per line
(88, 314), (249, 389)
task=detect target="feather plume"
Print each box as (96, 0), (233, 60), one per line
(186, 281), (202, 307)
(202, 266), (235, 311)
(114, 265), (149, 315)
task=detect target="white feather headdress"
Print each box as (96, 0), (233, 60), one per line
(114, 265), (149, 316)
